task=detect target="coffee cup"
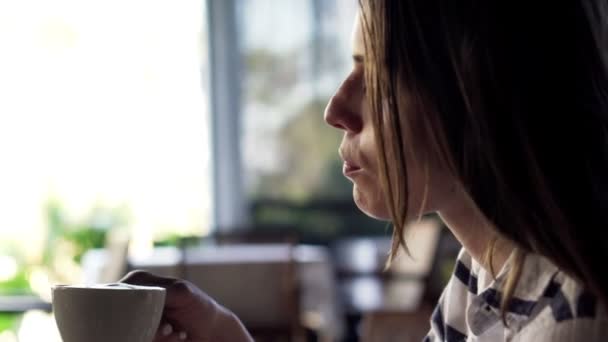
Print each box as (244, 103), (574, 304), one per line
(52, 283), (165, 342)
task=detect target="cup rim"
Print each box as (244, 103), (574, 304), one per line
(51, 283), (166, 292)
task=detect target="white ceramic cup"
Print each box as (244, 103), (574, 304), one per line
(52, 284), (166, 342)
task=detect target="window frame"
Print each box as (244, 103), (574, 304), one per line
(206, 0), (250, 232)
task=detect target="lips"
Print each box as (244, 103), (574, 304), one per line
(342, 160), (363, 177)
(339, 146), (364, 178)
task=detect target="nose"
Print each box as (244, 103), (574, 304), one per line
(324, 73), (364, 133)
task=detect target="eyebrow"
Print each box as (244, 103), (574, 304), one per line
(353, 54), (364, 64)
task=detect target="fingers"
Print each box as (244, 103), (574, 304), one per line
(120, 270), (179, 288)
(119, 270), (190, 308)
(120, 270), (220, 340)
(156, 323), (189, 342)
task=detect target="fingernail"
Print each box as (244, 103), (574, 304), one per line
(161, 324), (173, 336)
(179, 331), (188, 340)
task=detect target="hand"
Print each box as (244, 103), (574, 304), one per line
(119, 270), (253, 342)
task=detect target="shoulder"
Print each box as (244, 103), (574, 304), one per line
(513, 315), (608, 341)
(513, 271), (608, 341)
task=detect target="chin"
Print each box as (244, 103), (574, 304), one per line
(352, 184), (391, 221)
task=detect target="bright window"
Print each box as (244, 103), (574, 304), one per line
(0, 2), (210, 335)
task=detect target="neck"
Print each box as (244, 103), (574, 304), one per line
(437, 196), (514, 273)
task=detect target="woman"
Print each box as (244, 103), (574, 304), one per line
(122, 0), (608, 340)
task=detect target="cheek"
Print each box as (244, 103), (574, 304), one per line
(351, 126), (392, 220)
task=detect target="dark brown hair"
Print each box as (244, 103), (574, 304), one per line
(360, 0), (608, 313)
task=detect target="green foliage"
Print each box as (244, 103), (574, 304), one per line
(252, 200), (387, 245)
(248, 93), (385, 242)
(154, 234), (201, 248)
(0, 252), (25, 330)
(0, 313), (20, 333)
(0, 200), (132, 301)
(253, 98), (349, 202)
(0, 269), (31, 296)
(43, 199), (130, 264)
(63, 228), (108, 263)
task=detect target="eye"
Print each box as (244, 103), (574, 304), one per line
(359, 68), (367, 94)
(362, 75), (367, 93)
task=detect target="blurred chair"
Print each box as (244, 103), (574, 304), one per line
(332, 217), (443, 341)
(128, 243), (340, 342)
(359, 303), (434, 342)
(212, 224), (299, 246)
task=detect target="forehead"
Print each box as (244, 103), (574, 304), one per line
(352, 12), (365, 55)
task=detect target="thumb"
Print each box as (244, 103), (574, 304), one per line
(119, 270), (196, 309)
(120, 270), (179, 288)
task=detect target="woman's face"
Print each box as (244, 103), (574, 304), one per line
(324, 14), (390, 220)
(325, 13), (457, 221)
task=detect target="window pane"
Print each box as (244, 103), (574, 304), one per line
(238, 0), (385, 241)
(0, 0), (210, 302)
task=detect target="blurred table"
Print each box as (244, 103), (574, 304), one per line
(0, 295), (51, 313)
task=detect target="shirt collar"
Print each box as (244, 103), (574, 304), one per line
(478, 251), (560, 315)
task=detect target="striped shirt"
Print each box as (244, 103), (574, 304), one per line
(425, 248), (608, 341)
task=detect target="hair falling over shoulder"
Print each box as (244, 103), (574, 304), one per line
(359, 0), (608, 314)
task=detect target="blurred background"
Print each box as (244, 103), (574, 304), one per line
(0, 0), (460, 341)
